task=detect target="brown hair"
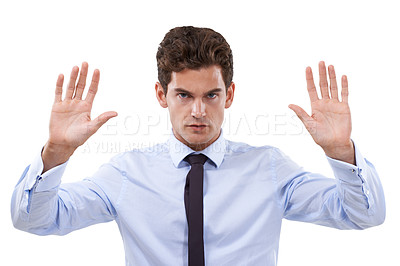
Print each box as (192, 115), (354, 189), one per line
(156, 26), (233, 94)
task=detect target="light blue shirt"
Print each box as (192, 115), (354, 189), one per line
(11, 131), (385, 266)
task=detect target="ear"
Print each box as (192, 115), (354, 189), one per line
(224, 82), (235, 108)
(155, 82), (168, 108)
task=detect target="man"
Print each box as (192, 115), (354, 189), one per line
(11, 26), (385, 266)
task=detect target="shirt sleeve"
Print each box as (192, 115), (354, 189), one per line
(275, 141), (386, 230)
(11, 149), (121, 236)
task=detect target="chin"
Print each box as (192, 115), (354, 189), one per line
(173, 126), (219, 150)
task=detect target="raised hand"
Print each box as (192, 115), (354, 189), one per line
(42, 62), (117, 172)
(289, 61), (355, 165)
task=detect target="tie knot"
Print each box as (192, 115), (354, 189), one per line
(184, 153), (208, 166)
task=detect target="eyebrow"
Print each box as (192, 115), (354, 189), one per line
(173, 88), (223, 95)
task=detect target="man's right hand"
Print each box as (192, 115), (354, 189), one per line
(41, 62), (118, 173)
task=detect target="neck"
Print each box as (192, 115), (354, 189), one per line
(173, 128), (221, 151)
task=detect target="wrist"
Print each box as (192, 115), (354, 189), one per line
(322, 140), (355, 165)
(43, 141), (76, 155)
(41, 141), (76, 173)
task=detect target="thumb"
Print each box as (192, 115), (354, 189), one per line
(288, 104), (312, 127)
(88, 111), (118, 135)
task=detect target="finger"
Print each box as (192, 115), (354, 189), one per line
(288, 104), (312, 123)
(87, 111), (118, 136)
(318, 61), (330, 99)
(288, 104), (315, 134)
(74, 62), (88, 100)
(341, 75), (349, 103)
(328, 65), (339, 100)
(65, 66), (79, 100)
(306, 67), (319, 102)
(54, 74), (64, 103)
(85, 69), (100, 104)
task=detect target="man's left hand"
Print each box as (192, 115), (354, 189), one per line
(289, 61), (355, 165)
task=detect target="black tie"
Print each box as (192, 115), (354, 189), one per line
(184, 154), (208, 266)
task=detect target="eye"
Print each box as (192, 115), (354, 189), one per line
(178, 93), (189, 99)
(207, 93), (217, 99)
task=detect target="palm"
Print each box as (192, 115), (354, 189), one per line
(50, 100), (94, 147)
(289, 62), (353, 153)
(308, 99), (351, 150)
(48, 63), (117, 150)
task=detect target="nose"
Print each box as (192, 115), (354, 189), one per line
(191, 98), (206, 118)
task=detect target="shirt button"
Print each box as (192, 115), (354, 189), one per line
(351, 169), (356, 173)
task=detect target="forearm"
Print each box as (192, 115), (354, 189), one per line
(11, 155), (66, 235)
(11, 151), (117, 235)
(326, 143), (386, 228)
(12, 180), (59, 234)
(279, 143), (385, 230)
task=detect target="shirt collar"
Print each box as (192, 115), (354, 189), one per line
(168, 129), (226, 168)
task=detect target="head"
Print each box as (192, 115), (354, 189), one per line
(155, 26), (235, 151)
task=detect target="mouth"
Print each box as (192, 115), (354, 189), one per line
(187, 124), (207, 130)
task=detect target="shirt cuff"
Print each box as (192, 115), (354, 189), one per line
(24, 148), (69, 192)
(326, 140), (367, 185)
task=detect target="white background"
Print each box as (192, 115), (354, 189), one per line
(1, 0), (399, 265)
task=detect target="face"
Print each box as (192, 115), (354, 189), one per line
(156, 65), (235, 151)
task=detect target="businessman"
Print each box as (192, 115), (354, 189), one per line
(11, 26), (385, 266)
